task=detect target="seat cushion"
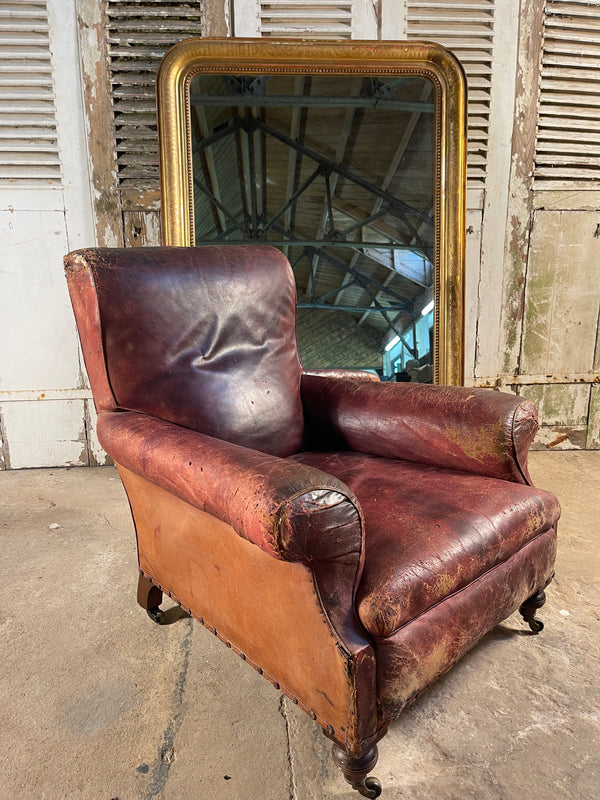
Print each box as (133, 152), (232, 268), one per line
(290, 452), (560, 638)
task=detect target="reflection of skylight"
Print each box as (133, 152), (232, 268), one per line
(421, 299), (434, 316)
(392, 248), (433, 288)
(385, 334), (400, 352)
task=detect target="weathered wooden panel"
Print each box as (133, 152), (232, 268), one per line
(464, 208), (483, 381)
(1, 400), (88, 469)
(520, 382), (591, 450)
(499, 0), (545, 378)
(521, 383), (590, 427)
(595, 310), (600, 373)
(85, 400), (112, 466)
(535, 0), (600, 189)
(533, 190), (600, 211)
(76, 0), (123, 246)
(0, 0), (61, 186)
(588, 385), (600, 450)
(123, 210), (161, 246)
(0, 209), (81, 391)
(0, 419), (6, 470)
(520, 210), (600, 376)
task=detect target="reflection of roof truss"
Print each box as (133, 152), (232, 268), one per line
(190, 76), (434, 341)
(193, 115), (433, 254)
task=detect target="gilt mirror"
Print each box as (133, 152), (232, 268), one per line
(157, 39), (465, 385)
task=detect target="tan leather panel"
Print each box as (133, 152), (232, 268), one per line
(117, 465), (377, 748)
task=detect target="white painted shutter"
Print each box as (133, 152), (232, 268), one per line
(106, 0), (204, 194)
(0, 0), (61, 186)
(405, 0), (496, 190)
(534, 0), (600, 187)
(234, 0), (377, 39)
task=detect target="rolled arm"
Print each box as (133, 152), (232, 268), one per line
(301, 375), (539, 484)
(97, 410), (364, 562)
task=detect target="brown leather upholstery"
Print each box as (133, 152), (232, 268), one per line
(64, 245), (560, 795)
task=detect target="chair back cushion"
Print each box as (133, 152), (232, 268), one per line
(66, 245), (304, 457)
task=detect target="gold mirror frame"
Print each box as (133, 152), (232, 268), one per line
(157, 38), (466, 385)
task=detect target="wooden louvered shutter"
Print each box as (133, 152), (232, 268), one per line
(0, 0), (61, 187)
(405, 0), (496, 191)
(106, 0), (204, 204)
(233, 0), (377, 38)
(535, 0), (600, 187)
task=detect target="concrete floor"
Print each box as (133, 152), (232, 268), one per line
(1, 451), (598, 800)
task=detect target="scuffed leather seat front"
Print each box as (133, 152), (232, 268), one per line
(64, 244), (560, 797)
(294, 452), (559, 638)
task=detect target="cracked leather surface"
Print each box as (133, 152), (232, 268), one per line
(290, 451), (560, 637)
(301, 374), (539, 484)
(97, 410), (363, 564)
(65, 244), (561, 755)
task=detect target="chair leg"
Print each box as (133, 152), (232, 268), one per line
(137, 572), (164, 624)
(519, 588), (546, 633)
(331, 743), (382, 798)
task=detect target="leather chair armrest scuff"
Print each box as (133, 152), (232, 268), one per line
(97, 410), (365, 563)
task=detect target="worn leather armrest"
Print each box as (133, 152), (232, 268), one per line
(301, 375), (539, 484)
(97, 410), (365, 563)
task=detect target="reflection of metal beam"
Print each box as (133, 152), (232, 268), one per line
(283, 76), (306, 258)
(194, 176), (248, 234)
(192, 115), (243, 153)
(193, 107), (227, 231)
(190, 93), (434, 112)
(306, 248), (413, 342)
(238, 110), (255, 227)
(255, 118), (432, 228)
(298, 302), (408, 313)
(333, 197), (407, 243)
(307, 77), (362, 298)
(253, 106), (266, 221)
(300, 245), (413, 311)
(261, 165), (322, 235)
(357, 83), (434, 326)
(363, 247), (430, 287)
(207, 237), (419, 249)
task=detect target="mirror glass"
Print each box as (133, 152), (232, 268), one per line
(189, 72), (435, 381)
(157, 40), (466, 384)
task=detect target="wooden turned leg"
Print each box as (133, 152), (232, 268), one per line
(331, 744), (382, 798)
(137, 573), (164, 624)
(519, 589), (546, 633)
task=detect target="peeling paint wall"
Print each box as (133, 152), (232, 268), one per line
(0, 0), (99, 470)
(491, 2), (600, 451)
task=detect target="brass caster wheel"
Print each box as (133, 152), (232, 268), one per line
(147, 605), (165, 624)
(354, 776), (382, 798)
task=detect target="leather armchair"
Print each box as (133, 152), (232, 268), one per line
(64, 245), (559, 797)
